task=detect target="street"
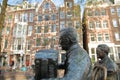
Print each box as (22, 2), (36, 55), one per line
(0, 69), (34, 80)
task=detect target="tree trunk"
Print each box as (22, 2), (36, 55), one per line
(0, 0), (8, 55)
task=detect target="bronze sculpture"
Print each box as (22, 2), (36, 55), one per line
(50, 27), (92, 80)
(32, 27), (92, 80)
(92, 44), (119, 80)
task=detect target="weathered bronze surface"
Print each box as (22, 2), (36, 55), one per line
(92, 44), (119, 80)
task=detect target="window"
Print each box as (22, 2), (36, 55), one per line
(29, 13), (33, 22)
(88, 10), (92, 16)
(115, 33), (120, 41)
(112, 19), (118, 27)
(117, 7), (120, 17)
(38, 15), (42, 21)
(43, 38), (49, 46)
(90, 34), (95, 42)
(101, 9), (106, 15)
(103, 21), (108, 28)
(67, 22), (73, 27)
(4, 39), (8, 48)
(51, 14), (56, 20)
(95, 10), (100, 16)
(45, 15), (49, 21)
(104, 33), (110, 41)
(17, 38), (22, 50)
(76, 21), (80, 29)
(67, 11), (72, 18)
(89, 22), (94, 29)
(97, 34), (102, 41)
(91, 48), (95, 54)
(15, 14), (18, 22)
(60, 11), (65, 19)
(51, 24), (56, 32)
(66, 2), (72, 8)
(28, 26), (32, 36)
(27, 40), (31, 50)
(6, 27), (10, 34)
(44, 2), (50, 9)
(60, 22), (65, 30)
(36, 38), (41, 46)
(96, 22), (101, 29)
(44, 26), (48, 33)
(23, 13), (28, 22)
(36, 26), (41, 33)
(111, 7), (115, 15)
(8, 15), (12, 23)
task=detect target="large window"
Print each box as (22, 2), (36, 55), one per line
(94, 10), (100, 16)
(36, 26), (41, 33)
(60, 11), (65, 19)
(117, 7), (120, 17)
(101, 9), (106, 15)
(96, 21), (101, 29)
(90, 34), (95, 42)
(4, 39), (8, 48)
(66, 2), (72, 8)
(43, 38), (49, 46)
(111, 7), (115, 15)
(6, 27), (10, 34)
(89, 22), (94, 29)
(97, 34), (102, 41)
(36, 38), (41, 46)
(112, 19), (118, 27)
(88, 10), (92, 16)
(44, 2), (50, 9)
(103, 21), (108, 28)
(44, 26), (48, 33)
(29, 13), (33, 22)
(28, 26), (32, 36)
(115, 33), (120, 41)
(27, 40), (31, 50)
(45, 15), (49, 21)
(51, 14), (56, 20)
(104, 33), (110, 41)
(51, 24), (56, 32)
(60, 22), (65, 30)
(38, 15), (42, 21)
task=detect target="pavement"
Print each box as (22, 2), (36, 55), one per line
(0, 68), (34, 80)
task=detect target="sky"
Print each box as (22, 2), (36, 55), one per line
(0, 0), (86, 6)
(0, 0), (86, 19)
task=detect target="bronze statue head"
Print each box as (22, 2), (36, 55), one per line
(59, 27), (78, 51)
(96, 44), (110, 59)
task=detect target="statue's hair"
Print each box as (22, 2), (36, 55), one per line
(60, 27), (78, 43)
(97, 44), (110, 55)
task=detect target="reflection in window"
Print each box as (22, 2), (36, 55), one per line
(101, 9), (106, 15)
(112, 19), (118, 27)
(96, 22), (101, 28)
(51, 14), (56, 20)
(28, 26), (32, 36)
(89, 22), (94, 29)
(115, 33), (120, 41)
(38, 15), (42, 21)
(97, 34), (102, 41)
(51, 24), (56, 32)
(111, 7), (115, 15)
(36, 26), (41, 33)
(103, 21), (108, 28)
(44, 26), (48, 33)
(104, 33), (110, 41)
(45, 15), (49, 21)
